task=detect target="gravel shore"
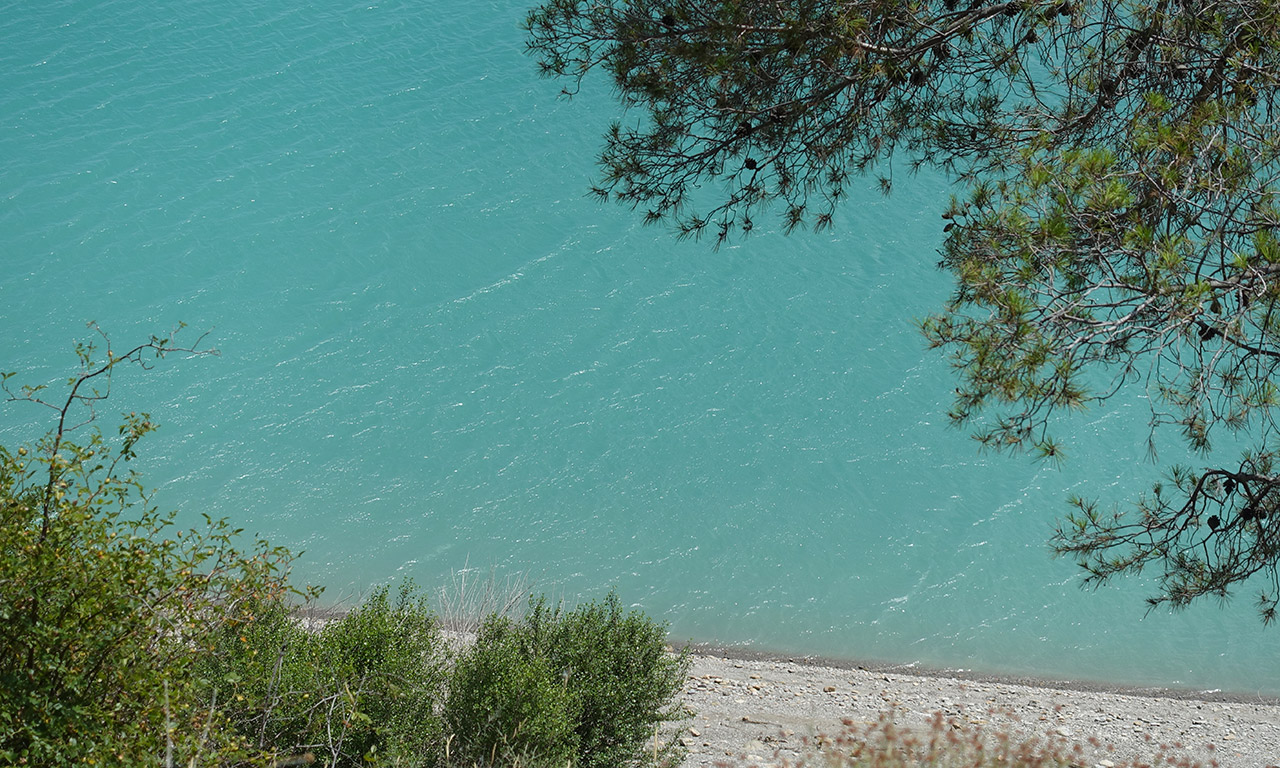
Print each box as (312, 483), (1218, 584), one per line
(675, 645), (1280, 768)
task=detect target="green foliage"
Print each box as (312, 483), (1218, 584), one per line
(204, 583), (448, 767)
(446, 592), (691, 768)
(527, 0), (1280, 622)
(1, 329), (693, 766)
(520, 593), (690, 768)
(527, 0), (1242, 245)
(445, 616), (578, 767)
(0, 327), (302, 766)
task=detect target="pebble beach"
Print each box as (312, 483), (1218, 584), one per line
(676, 645), (1280, 768)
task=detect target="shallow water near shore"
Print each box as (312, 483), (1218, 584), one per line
(3, 0), (1277, 696)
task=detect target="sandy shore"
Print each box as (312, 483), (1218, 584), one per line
(675, 644), (1280, 768)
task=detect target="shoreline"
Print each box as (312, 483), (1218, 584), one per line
(676, 646), (1280, 768)
(672, 639), (1280, 705)
(301, 600), (1280, 704)
(298, 604), (1280, 765)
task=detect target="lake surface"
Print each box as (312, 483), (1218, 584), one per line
(2, 0), (1276, 696)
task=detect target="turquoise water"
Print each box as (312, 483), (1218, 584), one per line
(2, 0), (1276, 696)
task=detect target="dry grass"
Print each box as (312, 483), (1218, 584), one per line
(433, 563), (540, 635)
(716, 707), (1216, 768)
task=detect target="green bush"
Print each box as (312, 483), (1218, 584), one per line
(204, 583), (448, 767)
(0, 331), (302, 766)
(523, 593), (691, 768)
(445, 592), (690, 768)
(444, 615), (578, 767)
(1, 331), (693, 767)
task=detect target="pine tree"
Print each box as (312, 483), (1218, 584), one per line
(526, 0), (1280, 621)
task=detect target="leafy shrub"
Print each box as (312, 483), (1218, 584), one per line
(522, 592), (691, 768)
(444, 615), (578, 767)
(1, 330), (693, 768)
(204, 583), (448, 766)
(445, 592), (690, 768)
(0, 330), (302, 766)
